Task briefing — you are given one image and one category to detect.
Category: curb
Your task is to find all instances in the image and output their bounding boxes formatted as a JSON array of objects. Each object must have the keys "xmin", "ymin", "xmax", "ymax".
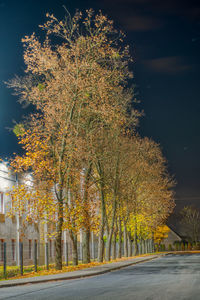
[{"xmin": 0, "ymin": 255, "xmax": 161, "ymax": 288}]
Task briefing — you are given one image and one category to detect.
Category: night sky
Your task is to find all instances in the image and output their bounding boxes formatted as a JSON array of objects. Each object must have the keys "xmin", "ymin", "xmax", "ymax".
[{"xmin": 0, "ymin": 0, "xmax": 200, "ymax": 211}]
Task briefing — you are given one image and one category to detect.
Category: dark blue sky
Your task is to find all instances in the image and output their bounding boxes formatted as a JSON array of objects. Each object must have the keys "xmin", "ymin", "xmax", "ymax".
[{"xmin": 0, "ymin": 0, "xmax": 200, "ymax": 208}]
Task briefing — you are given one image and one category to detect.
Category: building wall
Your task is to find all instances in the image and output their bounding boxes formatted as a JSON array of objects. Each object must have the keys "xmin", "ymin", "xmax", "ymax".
[
  {"xmin": 162, "ymin": 229, "xmax": 182, "ymax": 247},
  {"xmin": 0, "ymin": 162, "xmax": 40, "ymax": 266}
]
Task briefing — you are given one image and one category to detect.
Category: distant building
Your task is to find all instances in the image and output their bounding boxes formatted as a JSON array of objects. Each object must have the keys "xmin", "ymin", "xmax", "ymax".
[
  {"xmin": 0, "ymin": 161, "xmax": 40, "ymax": 265},
  {"xmin": 162, "ymin": 226, "xmax": 182, "ymax": 248},
  {"xmin": 0, "ymin": 161, "xmax": 92, "ymax": 266}
]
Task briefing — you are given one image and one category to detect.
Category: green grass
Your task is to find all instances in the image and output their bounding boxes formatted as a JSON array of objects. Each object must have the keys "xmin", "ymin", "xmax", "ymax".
[{"xmin": 0, "ymin": 260, "xmax": 84, "ymax": 280}]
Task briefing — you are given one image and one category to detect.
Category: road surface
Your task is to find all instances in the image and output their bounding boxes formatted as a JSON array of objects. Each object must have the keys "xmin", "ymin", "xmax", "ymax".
[{"xmin": 0, "ymin": 254, "xmax": 200, "ymax": 300}]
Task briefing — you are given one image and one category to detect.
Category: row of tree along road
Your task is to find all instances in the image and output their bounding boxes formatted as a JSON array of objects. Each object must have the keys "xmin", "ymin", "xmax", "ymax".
[{"xmin": 5, "ymin": 9, "xmax": 175, "ymax": 270}]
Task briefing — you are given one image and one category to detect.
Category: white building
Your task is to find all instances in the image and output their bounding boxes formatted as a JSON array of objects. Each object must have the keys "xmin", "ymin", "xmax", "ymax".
[
  {"xmin": 0, "ymin": 161, "xmax": 40, "ymax": 266},
  {"xmin": 0, "ymin": 161, "xmax": 98, "ymax": 266}
]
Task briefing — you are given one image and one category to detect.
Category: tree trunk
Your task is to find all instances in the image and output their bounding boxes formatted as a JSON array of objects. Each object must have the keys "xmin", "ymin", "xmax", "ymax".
[
  {"xmin": 98, "ymin": 171, "xmax": 106, "ymax": 262},
  {"xmin": 98, "ymin": 226, "xmax": 104, "ymax": 262},
  {"xmin": 105, "ymin": 158, "xmax": 119, "ymax": 262},
  {"xmin": 82, "ymin": 229, "xmax": 90, "ymax": 264},
  {"xmin": 151, "ymin": 232, "xmax": 155, "ymax": 253},
  {"xmin": 133, "ymin": 224, "xmax": 138, "ymax": 256},
  {"xmin": 69, "ymin": 230, "xmax": 78, "ymax": 265},
  {"xmin": 118, "ymin": 218, "xmax": 122, "ymax": 258},
  {"xmin": 82, "ymin": 163, "xmax": 92, "ymax": 264},
  {"xmin": 72, "ymin": 234, "xmax": 78, "ymax": 265},
  {"xmin": 127, "ymin": 231, "xmax": 132, "ymax": 257},
  {"xmin": 112, "ymin": 230, "xmax": 117, "ymax": 260},
  {"xmin": 105, "ymin": 205, "xmax": 117, "ymax": 261},
  {"xmin": 105, "ymin": 233, "xmax": 111, "ymax": 261},
  {"xmin": 148, "ymin": 239, "xmax": 151, "ymax": 253},
  {"xmin": 123, "ymin": 224, "xmax": 128, "ymax": 257},
  {"xmin": 141, "ymin": 239, "xmax": 145, "ymax": 254},
  {"xmin": 144, "ymin": 240, "xmax": 148, "ymax": 254},
  {"xmin": 55, "ymin": 225, "xmax": 62, "ymax": 270},
  {"xmin": 55, "ymin": 201, "xmax": 63, "ymax": 270}
]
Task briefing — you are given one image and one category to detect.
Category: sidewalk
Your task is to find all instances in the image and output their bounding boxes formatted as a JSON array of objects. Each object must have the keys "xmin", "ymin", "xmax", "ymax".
[{"xmin": 0, "ymin": 254, "xmax": 161, "ymax": 288}]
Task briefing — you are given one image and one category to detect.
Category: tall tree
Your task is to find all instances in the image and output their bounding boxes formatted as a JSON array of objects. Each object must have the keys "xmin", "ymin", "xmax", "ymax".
[
  {"xmin": 7, "ymin": 9, "xmax": 138, "ymax": 268},
  {"xmin": 180, "ymin": 206, "xmax": 200, "ymax": 243}
]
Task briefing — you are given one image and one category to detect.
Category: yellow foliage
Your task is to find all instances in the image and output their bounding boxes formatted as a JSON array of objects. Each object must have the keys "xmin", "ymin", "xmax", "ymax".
[{"xmin": 154, "ymin": 225, "xmax": 170, "ymax": 243}]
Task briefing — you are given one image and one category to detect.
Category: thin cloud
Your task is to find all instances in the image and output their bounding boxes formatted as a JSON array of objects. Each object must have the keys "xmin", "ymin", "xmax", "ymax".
[
  {"xmin": 143, "ymin": 56, "xmax": 194, "ymax": 74},
  {"xmin": 118, "ymin": 14, "xmax": 163, "ymax": 31},
  {"xmin": 101, "ymin": 0, "xmax": 200, "ymax": 31}
]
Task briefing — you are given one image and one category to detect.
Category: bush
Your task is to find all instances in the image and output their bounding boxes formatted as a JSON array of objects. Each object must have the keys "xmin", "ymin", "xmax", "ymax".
[
  {"xmin": 192, "ymin": 242, "xmax": 200, "ymax": 250},
  {"xmin": 161, "ymin": 244, "xmax": 165, "ymax": 251},
  {"xmin": 168, "ymin": 244, "xmax": 173, "ymax": 251},
  {"xmin": 184, "ymin": 243, "xmax": 188, "ymax": 251},
  {"xmin": 0, "ymin": 266, "xmax": 20, "ymax": 280},
  {"xmin": 0, "ymin": 264, "xmax": 54, "ymax": 280},
  {"xmin": 181, "ymin": 242, "xmax": 185, "ymax": 251},
  {"xmin": 196, "ymin": 242, "xmax": 200, "ymax": 250},
  {"xmin": 174, "ymin": 242, "xmax": 179, "ymax": 251},
  {"xmin": 155, "ymin": 244, "xmax": 159, "ymax": 252}
]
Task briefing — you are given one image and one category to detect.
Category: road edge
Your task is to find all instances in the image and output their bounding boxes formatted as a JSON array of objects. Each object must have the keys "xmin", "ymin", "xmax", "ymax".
[{"xmin": 0, "ymin": 255, "xmax": 162, "ymax": 288}]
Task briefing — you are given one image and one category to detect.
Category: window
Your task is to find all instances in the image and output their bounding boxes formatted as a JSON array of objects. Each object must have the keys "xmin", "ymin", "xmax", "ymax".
[
  {"xmin": 11, "ymin": 240, "xmax": 16, "ymax": 260},
  {"xmin": 0, "ymin": 193, "xmax": 4, "ymax": 214},
  {"xmin": 0, "ymin": 240, "xmax": 4, "ymax": 261},
  {"xmin": 28, "ymin": 240, "xmax": 32, "ymax": 259}
]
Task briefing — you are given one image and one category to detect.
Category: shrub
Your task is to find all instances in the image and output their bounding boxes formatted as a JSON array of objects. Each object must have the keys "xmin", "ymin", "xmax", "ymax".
[
  {"xmin": 168, "ymin": 244, "xmax": 173, "ymax": 251},
  {"xmin": 0, "ymin": 266, "xmax": 20, "ymax": 280},
  {"xmin": 174, "ymin": 242, "xmax": 179, "ymax": 251},
  {"xmin": 192, "ymin": 242, "xmax": 200, "ymax": 250},
  {"xmin": 196, "ymin": 242, "xmax": 200, "ymax": 250},
  {"xmin": 184, "ymin": 243, "xmax": 188, "ymax": 251},
  {"xmin": 155, "ymin": 244, "xmax": 159, "ymax": 252},
  {"xmin": 161, "ymin": 244, "xmax": 165, "ymax": 251},
  {"xmin": 181, "ymin": 242, "xmax": 185, "ymax": 251}
]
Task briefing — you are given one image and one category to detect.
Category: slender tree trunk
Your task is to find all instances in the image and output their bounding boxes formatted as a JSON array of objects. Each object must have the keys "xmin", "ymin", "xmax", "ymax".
[
  {"xmin": 55, "ymin": 200, "xmax": 63, "ymax": 270},
  {"xmin": 149, "ymin": 239, "xmax": 152, "ymax": 253},
  {"xmin": 98, "ymin": 172, "xmax": 106, "ymax": 262},
  {"xmin": 151, "ymin": 232, "xmax": 155, "ymax": 253},
  {"xmin": 82, "ymin": 163, "xmax": 92, "ymax": 264},
  {"xmin": 133, "ymin": 224, "xmax": 138, "ymax": 256},
  {"xmin": 72, "ymin": 239, "xmax": 78, "ymax": 265},
  {"xmin": 141, "ymin": 239, "xmax": 145, "ymax": 254},
  {"xmin": 105, "ymin": 157, "xmax": 119, "ymax": 262},
  {"xmin": 98, "ymin": 226, "xmax": 104, "ymax": 262},
  {"xmin": 123, "ymin": 224, "xmax": 128, "ymax": 257},
  {"xmin": 105, "ymin": 231, "xmax": 112, "ymax": 261},
  {"xmin": 112, "ymin": 230, "xmax": 117, "ymax": 260},
  {"xmin": 118, "ymin": 217, "xmax": 122, "ymax": 258},
  {"xmin": 138, "ymin": 241, "xmax": 141, "ymax": 255},
  {"xmin": 105, "ymin": 200, "xmax": 117, "ymax": 261},
  {"xmin": 144, "ymin": 240, "xmax": 148, "ymax": 254},
  {"xmin": 55, "ymin": 223, "xmax": 62, "ymax": 270},
  {"xmin": 127, "ymin": 231, "xmax": 132, "ymax": 257},
  {"xmin": 146, "ymin": 239, "xmax": 149, "ymax": 253},
  {"xmin": 82, "ymin": 229, "xmax": 90, "ymax": 264},
  {"xmin": 69, "ymin": 231, "xmax": 78, "ymax": 266}
]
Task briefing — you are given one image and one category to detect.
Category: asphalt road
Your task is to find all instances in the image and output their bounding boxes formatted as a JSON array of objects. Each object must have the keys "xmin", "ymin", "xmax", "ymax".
[{"xmin": 0, "ymin": 254, "xmax": 200, "ymax": 300}]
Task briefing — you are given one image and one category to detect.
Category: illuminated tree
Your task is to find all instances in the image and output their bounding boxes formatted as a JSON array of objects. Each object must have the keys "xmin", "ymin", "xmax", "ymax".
[
  {"xmin": 116, "ymin": 136, "xmax": 175, "ymax": 256},
  {"xmin": 154, "ymin": 225, "xmax": 170, "ymax": 245},
  {"xmin": 7, "ymin": 9, "xmax": 138, "ymax": 268}
]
